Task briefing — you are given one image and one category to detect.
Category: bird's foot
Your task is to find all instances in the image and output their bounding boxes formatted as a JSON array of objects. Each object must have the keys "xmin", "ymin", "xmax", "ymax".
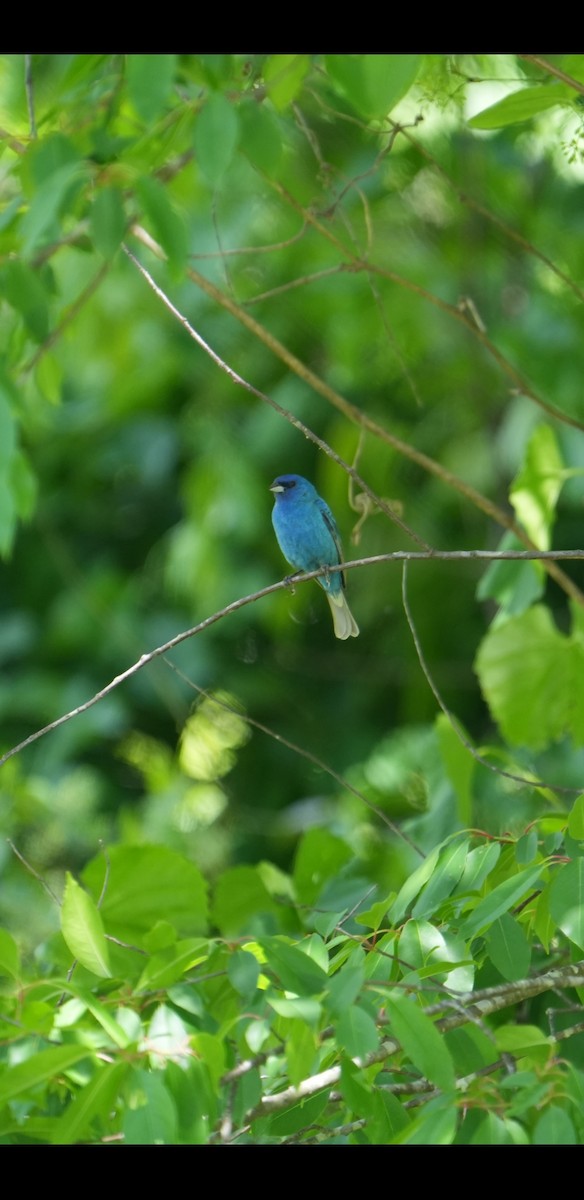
[{"xmin": 284, "ymin": 571, "xmax": 303, "ymax": 593}]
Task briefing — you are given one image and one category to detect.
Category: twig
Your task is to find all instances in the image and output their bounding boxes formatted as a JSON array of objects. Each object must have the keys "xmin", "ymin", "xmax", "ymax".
[
  {"xmin": 2, "ymin": 550, "xmax": 584, "ymax": 771},
  {"xmin": 24, "ymin": 54, "xmax": 36, "ymax": 139}
]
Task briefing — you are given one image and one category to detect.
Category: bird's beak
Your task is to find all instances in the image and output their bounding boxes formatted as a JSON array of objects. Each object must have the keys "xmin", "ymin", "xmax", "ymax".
[{"xmin": 269, "ymin": 482, "xmax": 284, "ymax": 493}]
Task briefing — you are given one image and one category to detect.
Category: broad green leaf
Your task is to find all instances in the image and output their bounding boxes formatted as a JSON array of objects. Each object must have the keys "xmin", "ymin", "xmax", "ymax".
[
  {"xmin": 515, "ymin": 829, "xmax": 539, "ymax": 864},
  {"xmin": 0, "ymin": 928, "xmax": 19, "ymax": 979},
  {"xmin": 533, "ymin": 1105, "xmax": 576, "ymax": 1145},
  {"xmin": 212, "ymin": 865, "xmax": 278, "ymax": 935},
  {"xmin": 510, "ymin": 425, "xmax": 564, "ymax": 549},
  {"xmin": 264, "ymin": 55, "xmax": 310, "ymax": 111},
  {"xmin": 0, "ymin": 1045, "xmax": 90, "ymax": 1106},
  {"xmin": 469, "ymin": 1112, "xmax": 519, "ymax": 1144},
  {"xmin": 293, "ymin": 828, "xmax": 352, "ymax": 906},
  {"xmin": 266, "ymin": 995, "xmax": 321, "ymax": 1023},
  {"xmin": 476, "ymin": 532, "xmax": 544, "ymax": 619},
  {"xmin": 392, "ymin": 1094, "xmax": 457, "ymax": 1144},
  {"xmin": 469, "ymin": 83, "xmax": 573, "ymax": 129},
  {"xmin": 286, "ymin": 1019, "xmax": 318, "ymax": 1087},
  {"xmin": 568, "ymin": 794, "xmax": 584, "ymax": 840},
  {"xmin": 228, "ymin": 949, "xmax": 260, "ymax": 999},
  {"xmin": 453, "ymin": 842, "xmax": 501, "ymax": 895},
  {"xmin": 340, "ymin": 1056, "xmax": 375, "ymax": 1117},
  {"xmin": 61, "ymin": 873, "xmax": 111, "ymax": 978},
  {"xmin": 51, "ymin": 1061, "xmax": 128, "ymax": 1145},
  {"xmin": 21, "ymin": 160, "xmax": 86, "ymax": 257},
  {"xmin": 2, "ymin": 260, "xmax": 49, "ymax": 342},
  {"xmin": 190, "ymin": 1032, "xmax": 225, "ymax": 1089},
  {"xmin": 136, "ymin": 176, "xmax": 188, "ymax": 271},
  {"xmin": 137, "ymin": 938, "xmax": 208, "ymax": 990},
  {"xmin": 549, "ymin": 859, "xmax": 584, "ymax": 950},
  {"xmin": 485, "ymin": 913, "xmax": 531, "ymax": 981},
  {"xmin": 90, "ymin": 186, "xmax": 126, "ymax": 258},
  {"xmin": 494, "ymin": 1024, "xmax": 552, "ymax": 1058},
  {"xmin": 83, "ymin": 845, "xmax": 208, "ymax": 937},
  {"xmin": 195, "ymin": 93, "xmax": 240, "ymax": 183},
  {"xmin": 124, "ymin": 1069, "xmax": 178, "ymax": 1145},
  {"xmin": 367, "ymin": 1091, "xmax": 410, "ymax": 1142},
  {"xmin": 385, "ymin": 994, "xmax": 455, "ymax": 1092},
  {"xmin": 475, "ymin": 605, "xmax": 584, "ymax": 749},
  {"xmin": 412, "ymin": 839, "xmax": 470, "ymax": 918},
  {"xmin": 326, "ymin": 54, "xmax": 422, "ymax": 119},
  {"xmin": 47, "ymin": 981, "xmax": 130, "ymax": 1048},
  {"xmin": 239, "ymin": 101, "xmax": 283, "ymax": 176},
  {"xmin": 260, "ymin": 937, "xmax": 328, "ymax": 996},
  {"xmin": 459, "ymin": 864, "xmax": 544, "ymax": 939},
  {"xmin": 389, "ymin": 845, "xmax": 441, "ymax": 923},
  {"xmin": 326, "ymin": 961, "xmax": 365, "ymax": 1016},
  {"xmin": 34, "ymin": 353, "xmax": 63, "ymax": 404},
  {"xmin": 337, "ymin": 1005, "xmax": 379, "ymax": 1058},
  {"xmin": 127, "ymin": 54, "xmax": 177, "ymax": 122},
  {"xmin": 268, "ymin": 1090, "xmax": 328, "ymax": 1136},
  {"xmin": 398, "ymin": 920, "xmax": 473, "ymax": 992}
]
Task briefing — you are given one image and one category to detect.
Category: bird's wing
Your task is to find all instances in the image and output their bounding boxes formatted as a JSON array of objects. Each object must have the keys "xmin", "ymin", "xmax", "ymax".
[{"xmin": 317, "ymin": 498, "xmax": 346, "ymax": 589}]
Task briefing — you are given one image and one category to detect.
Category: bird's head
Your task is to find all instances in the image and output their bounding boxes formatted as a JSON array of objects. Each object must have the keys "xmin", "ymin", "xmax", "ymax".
[{"xmin": 269, "ymin": 474, "xmax": 315, "ymax": 502}]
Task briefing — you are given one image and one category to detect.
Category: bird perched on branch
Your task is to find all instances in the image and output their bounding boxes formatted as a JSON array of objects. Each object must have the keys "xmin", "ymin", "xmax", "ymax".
[{"xmin": 269, "ymin": 474, "xmax": 359, "ymax": 640}]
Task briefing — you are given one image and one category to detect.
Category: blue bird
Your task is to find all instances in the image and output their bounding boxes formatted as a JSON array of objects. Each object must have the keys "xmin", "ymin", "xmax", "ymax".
[{"xmin": 270, "ymin": 474, "xmax": 359, "ymax": 640}]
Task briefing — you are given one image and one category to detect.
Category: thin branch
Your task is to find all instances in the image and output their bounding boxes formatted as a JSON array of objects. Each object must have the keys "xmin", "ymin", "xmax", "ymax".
[
  {"xmin": 190, "ymin": 222, "xmax": 308, "ymax": 258},
  {"xmin": 24, "ymin": 54, "xmax": 37, "ymax": 139},
  {"xmin": 162, "ymin": 658, "xmax": 424, "ymax": 855},
  {"xmin": 518, "ymin": 54, "xmax": 584, "ymax": 97},
  {"xmin": 249, "ymin": 958, "xmax": 584, "ymax": 1119},
  {"xmin": 22, "ymin": 260, "xmax": 111, "ymax": 375},
  {"xmin": 180, "ymin": 252, "xmax": 584, "ymax": 607},
  {"xmin": 2, "ymin": 548, "xmax": 583, "ymax": 772},
  {"xmin": 7, "ymin": 840, "xmax": 60, "ymax": 905},
  {"xmin": 392, "ymin": 122, "xmax": 584, "ymax": 307},
  {"xmin": 125, "ymin": 237, "xmax": 429, "ymax": 552}
]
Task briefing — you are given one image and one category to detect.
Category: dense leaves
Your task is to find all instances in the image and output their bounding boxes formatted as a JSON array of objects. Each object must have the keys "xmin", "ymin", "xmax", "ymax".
[{"xmin": 1, "ymin": 53, "xmax": 584, "ymax": 1144}]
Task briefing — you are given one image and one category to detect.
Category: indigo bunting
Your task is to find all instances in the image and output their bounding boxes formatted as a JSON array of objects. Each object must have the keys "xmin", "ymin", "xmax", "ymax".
[{"xmin": 270, "ymin": 474, "xmax": 359, "ymax": 640}]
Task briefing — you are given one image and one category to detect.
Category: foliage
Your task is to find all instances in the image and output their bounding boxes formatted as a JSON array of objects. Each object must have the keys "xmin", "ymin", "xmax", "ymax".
[{"xmin": 1, "ymin": 52, "xmax": 584, "ymax": 1144}]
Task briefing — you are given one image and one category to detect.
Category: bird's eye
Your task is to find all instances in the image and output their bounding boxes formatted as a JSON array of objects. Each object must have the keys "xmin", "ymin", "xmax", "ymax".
[{"xmin": 286, "ymin": 480, "xmax": 296, "ymax": 489}]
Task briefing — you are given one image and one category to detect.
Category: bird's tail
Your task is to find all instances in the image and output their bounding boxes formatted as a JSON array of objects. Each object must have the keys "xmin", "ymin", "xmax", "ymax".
[{"xmin": 327, "ymin": 591, "xmax": 359, "ymax": 640}]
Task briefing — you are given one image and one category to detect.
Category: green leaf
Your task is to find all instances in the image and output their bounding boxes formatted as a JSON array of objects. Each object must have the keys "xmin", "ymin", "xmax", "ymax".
[
  {"xmin": 90, "ymin": 187, "xmax": 126, "ymax": 258},
  {"xmin": 124, "ymin": 1069, "xmax": 178, "ymax": 1145},
  {"xmin": 127, "ymin": 54, "xmax": 177, "ymax": 123},
  {"xmin": 340, "ymin": 1056, "xmax": 375, "ymax": 1117},
  {"xmin": 568, "ymin": 794, "xmax": 584, "ymax": 840},
  {"xmin": 533, "ymin": 1105, "xmax": 576, "ymax": 1145},
  {"xmin": 2, "ymin": 260, "xmax": 50, "ymax": 342},
  {"xmin": 389, "ymin": 845, "xmax": 441, "ymax": 923},
  {"xmin": 326, "ymin": 54, "xmax": 422, "ymax": 119},
  {"xmin": 260, "ymin": 937, "xmax": 328, "ymax": 996},
  {"xmin": 286, "ymin": 1019, "xmax": 318, "ymax": 1087},
  {"xmin": 21, "ymin": 160, "xmax": 86, "ymax": 257},
  {"xmin": 485, "ymin": 913, "xmax": 531, "ymax": 981},
  {"xmin": 239, "ymin": 101, "xmax": 283, "ymax": 177},
  {"xmin": 398, "ymin": 920, "xmax": 474, "ymax": 992},
  {"xmin": 454, "ymin": 842, "xmax": 501, "ymax": 895},
  {"xmin": 549, "ymin": 859, "xmax": 584, "ymax": 951},
  {"xmin": 0, "ymin": 928, "xmax": 19, "ymax": 979},
  {"xmin": 136, "ymin": 176, "xmax": 188, "ymax": 272},
  {"xmin": 326, "ymin": 960, "xmax": 365, "ymax": 1016},
  {"xmin": 412, "ymin": 839, "xmax": 470, "ymax": 918},
  {"xmin": 469, "ymin": 82, "xmax": 573, "ymax": 130},
  {"xmin": 60, "ymin": 873, "xmax": 111, "ymax": 978},
  {"xmin": 195, "ymin": 93, "xmax": 240, "ymax": 184},
  {"xmin": 337, "ymin": 1004, "xmax": 379, "ymax": 1058},
  {"xmin": 267, "ymin": 995, "xmax": 321, "ymax": 1023},
  {"xmin": 51, "ymin": 1061, "xmax": 128, "ymax": 1145},
  {"xmin": 386, "ymin": 993, "xmax": 455, "ymax": 1092},
  {"xmin": 83, "ymin": 845, "xmax": 208, "ymax": 937},
  {"xmin": 476, "ymin": 532, "xmax": 544, "ymax": 619},
  {"xmin": 392, "ymin": 1094, "xmax": 457, "ymax": 1144},
  {"xmin": 510, "ymin": 425, "xmax": 565, "ymax": 550},
  {"xmin": 212, "ymin": 865, "xmax": 278, "ymax": 935},
  {"xmin": 268, "ymin": 1090, "xmax": 328, "ymax": 1136},
  {"xmin": 459, "ymin": 864, "xmax": 544, "ymax": 939},
  {"xmin": 475, "ymin": 605, "xmax": 584, "ymax": 749},
  {"xmin": 228, "ymin": 949, "xmax": 260, "ymax": 999},
  {"xmin": 0, "ymin": 1045, "xmax": 91, "ymax": 1106},
  {"xmin": 293, "ymin": 828, "xmax": 353, "ymax": 906},
  {"xmin": 137, "ymin": 938, "xmax": 208, "ymax": 991},
  {"xmin": 264, "ymin": 55, "xmax": 310, "ymax": 112}
]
